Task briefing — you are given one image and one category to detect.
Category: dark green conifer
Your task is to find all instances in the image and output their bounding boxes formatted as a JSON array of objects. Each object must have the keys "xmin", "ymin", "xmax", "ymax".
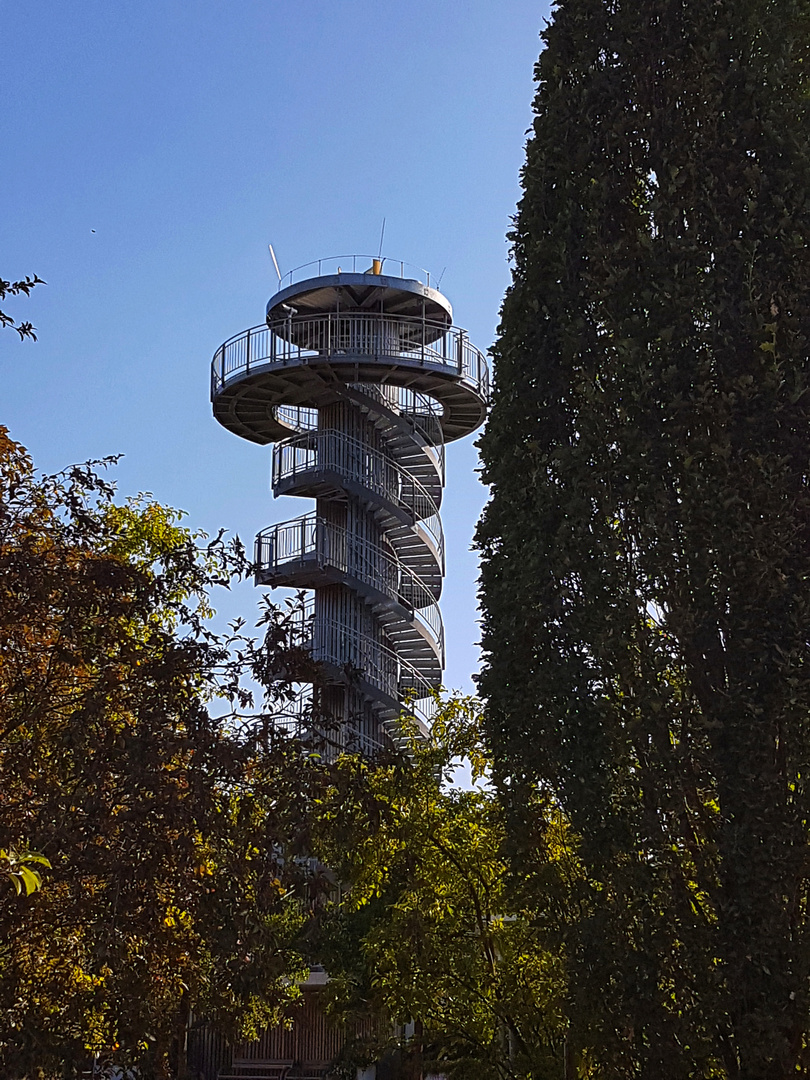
[{"xmin": 477, "ymin": 0, "xmax": 810, "ymax": 1075}]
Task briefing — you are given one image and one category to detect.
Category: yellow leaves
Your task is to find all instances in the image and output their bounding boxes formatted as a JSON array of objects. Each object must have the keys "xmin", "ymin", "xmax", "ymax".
[
  {"xmin": 542, "ymin": 807, "xmax": 583, "ymax": 874},
  {"xmin": 759, "ymin": 320, "xmax": 778, "ymax": 355},
  {"xmin": 0, "ymin": 846, "xmax": 51, "ymax": 896},
  {"xmin": 161, "ymin": 905, "xmax": 192, "ymax": 932},
  {"xmin": 428, "ymin": 693, "xmax": 489, "ymax": 783},
  {"xmin": 103, "ymin": 500, "xmax": 190, "ymax": 565},
  {"xmin": 69, "ymin": 964, "xmax": 106, "ymax": 991}
]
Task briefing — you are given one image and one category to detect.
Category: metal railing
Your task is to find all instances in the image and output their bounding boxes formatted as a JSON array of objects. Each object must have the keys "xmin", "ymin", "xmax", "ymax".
[
  {"xmin": 257, "ymin": 610, "xmax": 438, "ymax": 733},
  {"xmin": 277, "ymin": 254, "xmax": 433, "ymax": 291},
  {"xmin": 210, "ymin": 312, "xmax": 489, "ymax": 405},
  {"xmin": 415, "ymin": 513, "xmax": 444, "ymax": 570},
  {"xmin": 273, "ymin": 388, "xmax": 445, "ymax": 480},
  {"xmin": 353, "ymin": 383, "xmax": 445, "ymax": 474},
  {"xmin": 271, "ymin": 431, "xmax": 444, "ymax": 555},
  {"xmin": 312, "ymin": 617, "xmax": 439, "ymax": 725},
  {"xmin": 255, "ymin": 513, "xmax": 445, "ymax": 657},
  {"xmin": 275, "ymin": 389, "xmax": 443, "ymax": 433},
  {"xmin": 274, "ymin": 403, "xmax": 319, "ymax": 432},
  {"xmin": 264, "ymin": 686, "xmax": 389, "ymax": 757}
]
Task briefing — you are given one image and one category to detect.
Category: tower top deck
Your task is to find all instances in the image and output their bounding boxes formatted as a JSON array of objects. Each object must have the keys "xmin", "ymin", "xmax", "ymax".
[{"xmin": 267, "ymin": 254, "xmax": 452, "ymax": 326}]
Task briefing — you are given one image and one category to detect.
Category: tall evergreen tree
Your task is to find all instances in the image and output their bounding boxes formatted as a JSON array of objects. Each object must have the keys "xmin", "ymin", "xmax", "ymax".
[{"xmin": 477, "ymin": 0, "xmax": 810, "ymax": 1076}]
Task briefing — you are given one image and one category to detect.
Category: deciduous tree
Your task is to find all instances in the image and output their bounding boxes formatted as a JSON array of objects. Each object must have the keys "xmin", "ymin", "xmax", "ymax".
[
  {"xmin": 0, "ymin": 428, "xmax": 326, "ymax": 1078},
  {"xmin": 313, "ymin": 699, "xmax": 570, "ymax": 1080}
]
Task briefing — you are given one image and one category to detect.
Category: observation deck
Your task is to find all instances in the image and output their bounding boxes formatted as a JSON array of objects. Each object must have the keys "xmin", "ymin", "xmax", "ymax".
[{"xmin": 211, "ymin": 255, "xmax": 488, "ymax": 751}]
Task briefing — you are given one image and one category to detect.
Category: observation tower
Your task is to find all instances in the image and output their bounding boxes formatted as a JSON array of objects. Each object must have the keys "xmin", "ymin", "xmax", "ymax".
[{"xmin": 210, "ymin": 255, "xmax": 488, "ymax": 752}]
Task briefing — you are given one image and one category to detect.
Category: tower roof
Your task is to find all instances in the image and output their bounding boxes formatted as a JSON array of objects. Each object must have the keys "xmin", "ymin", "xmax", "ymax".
[{"xmin": 267, "ymin": 272, "xmax": 452, "ymax": 330}]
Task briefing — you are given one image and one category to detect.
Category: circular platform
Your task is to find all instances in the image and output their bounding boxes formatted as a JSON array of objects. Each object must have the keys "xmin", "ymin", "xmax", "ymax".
[{"xmin": 211, "ymin": 314, "xmax": 489, "ymax": 445}]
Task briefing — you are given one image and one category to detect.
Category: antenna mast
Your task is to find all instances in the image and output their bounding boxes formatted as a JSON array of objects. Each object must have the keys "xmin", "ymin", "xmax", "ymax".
[{"xmin": 268, "ymin": 243, "xmax": 282, "ymax": 282}]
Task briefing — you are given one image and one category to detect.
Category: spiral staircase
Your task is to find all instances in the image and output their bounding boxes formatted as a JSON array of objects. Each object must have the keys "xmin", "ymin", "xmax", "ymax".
[{"xmin": 211, "ymin": 256, "xmax": 488, "ymax": 754}]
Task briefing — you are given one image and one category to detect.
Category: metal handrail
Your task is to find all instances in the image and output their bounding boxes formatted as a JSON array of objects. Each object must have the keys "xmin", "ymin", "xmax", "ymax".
[
  {"xmin": 274, "ymin": 404, "xmax": 319, "ymax": 432},
  {"xmin": 313, "ymin": 617, "xmax": 439, "ymax": 715},
  {"xmin": 266, "ymin": 686, "xmax": 389, "ymax": 757},
  {"xmin": 210, "ymin": 312, "xmax": 489, "ymax": 406},
  {"xmin": 255, "ymin": 513, "xmax": 445, "ymax": 656},
  {"xmin": 271, "ymin": 431, "xmax": 444, "ymax": 554},
  {"xmin": 275, "ymin": 392, "xmax": 443, "ymax": 435},
  {"xmin": 353, "ymin": 384, "xmax": 443, "ymax": 423},
  {"xmin": 274, "ymin": 388, "xmax": 446, "ymax": 479},
  {"xmin": 347, "ymin": 381, "xmax": 445, "ymax": 437},
  {"xmin": 277, "ymin": 254, "xmax": 433, "ymax": 291},
  {"xmin": 265, "ymin": 610, "xmax": 438, "ymax": 731}
]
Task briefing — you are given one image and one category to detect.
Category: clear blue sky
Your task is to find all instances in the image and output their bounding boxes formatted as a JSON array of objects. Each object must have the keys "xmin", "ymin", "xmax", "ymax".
[{"xmin": 2, "ymin": 0, "xmax": 549, "ymax": 693}]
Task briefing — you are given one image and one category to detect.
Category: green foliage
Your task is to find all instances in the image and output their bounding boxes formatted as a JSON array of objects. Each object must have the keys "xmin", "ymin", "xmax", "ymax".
[
  {"xmin": 477, "ymin": 0, "xmax": 810, "ymax": 1076},
  {"xmin": 0, "ymin": 428, "xmax": 327, "ymax": 1078},
  {"xmin": 313, "ymin": 698, "xmax": 570, "ymax": 1080}
]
